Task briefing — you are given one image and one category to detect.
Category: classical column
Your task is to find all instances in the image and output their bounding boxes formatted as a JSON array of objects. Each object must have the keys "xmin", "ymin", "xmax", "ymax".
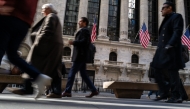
[
  {"xmin": 158, "ymin": 0, "xmax": 165, "ymax": 27},
  {"xmin": 176, "ymin": 0, "xmax": 186, "ymax": 30},
  {"xmin": 139, "ymin": 0, "xmax": 148, "ymax": 28},
  {"xmin": 98, "ymin": 0, "xmax": 109, "ymax": 40},
  {"xmin": 77, "ymin": 0, "xmax": 89, "ymax": 29},
  {"xmin": 119, "ymin": 0, "xmax": 130, "ymax": 42}
]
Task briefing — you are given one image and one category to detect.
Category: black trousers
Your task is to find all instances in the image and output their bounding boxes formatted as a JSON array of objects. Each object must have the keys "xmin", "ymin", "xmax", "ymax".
[
  {"xmin": 154, "ymin": 69, "xmax": 180, "ymax": 98},
  {"xmin": 48, "ymin": 74, "xmax": 62, "ymax": 95}
]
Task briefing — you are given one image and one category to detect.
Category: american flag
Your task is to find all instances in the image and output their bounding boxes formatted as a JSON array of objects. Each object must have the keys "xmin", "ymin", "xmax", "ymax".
[
  {"xmin": 139, "ymin": 22, "xmax": 150, "ymax": 48},
  {"xmin": 91, "ymin": 17, "xmax": 97, "ymax": 42},
  {"xmin": 182, "ymin": 28, "xmax": 190, "ymax": 49}
]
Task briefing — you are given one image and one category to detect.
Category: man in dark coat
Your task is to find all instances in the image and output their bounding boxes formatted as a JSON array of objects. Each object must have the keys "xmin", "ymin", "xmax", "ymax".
[
  {"xmin": 62, "ymin": 17, "xmax": 99, "ymax": 98},
  {"xmin": 151, "ymin": 1, "xmax": 185, "ymax": 103}
]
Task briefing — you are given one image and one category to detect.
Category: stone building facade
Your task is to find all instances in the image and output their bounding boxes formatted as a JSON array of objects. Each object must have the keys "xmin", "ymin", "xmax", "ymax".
[{"xmin": 18, "ymin": 0, "xmax": 190, "ymax": 91}]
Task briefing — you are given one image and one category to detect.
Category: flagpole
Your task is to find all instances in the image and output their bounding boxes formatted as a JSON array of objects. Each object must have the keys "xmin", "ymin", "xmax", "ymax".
[
  {"xmin": 133, "ymin": 22, "xmax": 144, "ymax": 43},
  {"xmin": 133, "ymin": 29, "xmax": 140, "ymax": 43}
]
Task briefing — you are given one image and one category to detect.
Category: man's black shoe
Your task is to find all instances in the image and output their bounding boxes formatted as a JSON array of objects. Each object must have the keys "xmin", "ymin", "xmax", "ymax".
[{"xmin": 165, "ymin": 97, "xmax": 183, "ymax": 103}]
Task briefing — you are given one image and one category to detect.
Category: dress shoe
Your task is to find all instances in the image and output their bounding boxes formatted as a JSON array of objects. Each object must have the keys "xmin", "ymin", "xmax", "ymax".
[
  {"xmin": 146, "ymin": 95, "xmax": 150, "ymax": 99},
  {"xmin": 165, "ymin": 97, "xmax": 183, "ymax": 103},
  {"xmin": 62, "ymin": 92, "xmax": 72, "ymax": 97},
  {"xmin": 85, "ymin": 91, "xmax": 99, "ymax": 98},
  {"xmin": 153, "ymin": 95, "xmax": 168, "ymax": 101},
  {"xmin": 6, "ymin": 87, "xmax": 33, "ymax": 95},
  {"xmin": 46, "ymin": 93, "xmax": 62, "ymax": 98}
]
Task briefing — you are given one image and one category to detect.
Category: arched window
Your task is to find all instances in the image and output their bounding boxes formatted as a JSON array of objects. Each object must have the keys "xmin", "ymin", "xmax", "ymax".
[
  {"xmin": 63, "ymin": 47, "xmax": 71, "ymax": 56},
  {"xmin": 109, "ymin": 52, "xmax": 117, "ymax": 61},
  {"xmin": 131, "ymin": 54, "xmax": 139, "ymax": 63}
]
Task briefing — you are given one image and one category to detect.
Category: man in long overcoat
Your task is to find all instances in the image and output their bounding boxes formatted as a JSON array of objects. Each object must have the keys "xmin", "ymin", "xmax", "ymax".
[
  {"xmin": 151, "ymin": 1, "xmax": 185, "ymax": 103},
  {"xmin": 26, "ymin": 4, "xmax": 63, "ymax": 98}
]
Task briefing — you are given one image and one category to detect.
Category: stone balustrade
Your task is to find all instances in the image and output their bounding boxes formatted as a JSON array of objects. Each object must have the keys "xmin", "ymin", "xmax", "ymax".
[
  {"xmin": 104, "ymin": 60, "xmax": 123, "ymax": 66},
  {"xmin": 126, "ymin": 63, "xmax": 146, "ymax": 71}
]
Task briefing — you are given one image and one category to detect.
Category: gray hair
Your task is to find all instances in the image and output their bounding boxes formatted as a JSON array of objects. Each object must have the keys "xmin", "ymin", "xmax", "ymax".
[{"xmin": 42, "ymin": 3, "xmax": 57, "ymax": 14}]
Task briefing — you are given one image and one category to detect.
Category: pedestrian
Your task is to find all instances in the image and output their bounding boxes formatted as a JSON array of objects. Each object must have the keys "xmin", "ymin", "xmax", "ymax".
[
  {"xmin": 62, "ymin": 17, "xmax": 99, "ymax": 98},
  {"xmin": 9, "ymin": 3, "xmax": 63, "ymax": 98},
  {"xmin": 147, "ymin": 78, "xmax": 158, "ymax": 99},
  {"xmin": 151, "ymin": 1, "xmax": 185, "ymax": 103},
  {"xmin": 0, "ymin": 0, "xmax": 52, "ymax": 99},
  {"xmin": 27, "ymin": 3, "xmax": 63, "ymax": 98}
]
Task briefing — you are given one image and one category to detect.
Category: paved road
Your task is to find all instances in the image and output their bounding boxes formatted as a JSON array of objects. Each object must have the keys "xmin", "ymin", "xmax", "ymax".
[{"xmin": 0, "ymin": 91, "xmax": 189, "ymax": 109}]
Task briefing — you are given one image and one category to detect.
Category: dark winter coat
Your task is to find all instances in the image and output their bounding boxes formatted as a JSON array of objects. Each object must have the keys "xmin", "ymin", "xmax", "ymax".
[
  {"xmin": 71, "ymin": 27, "xmax": 91, "ymax": 63},
  {"xmin": 151, "ymin": 13, "xmax": 185, "ymax": 70}
]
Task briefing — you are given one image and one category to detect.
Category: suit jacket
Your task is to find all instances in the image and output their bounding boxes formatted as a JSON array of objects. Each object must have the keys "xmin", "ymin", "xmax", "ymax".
[
  {"xmin": 27, "ymin": 13, "xmax": 63, "ymax": 78},
  {"xmin": 151, "ymin": 13, "xmax": 185, "ymax": 70},
  {"xmin": 71, "ymin": 27, "xmax": 91, "ymax": 63}
]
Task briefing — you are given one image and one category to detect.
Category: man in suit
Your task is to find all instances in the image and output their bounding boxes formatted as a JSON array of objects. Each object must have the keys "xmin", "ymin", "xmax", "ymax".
[
  {"xmin": 151, "ymin": 1, "xmax": 185, "ymax": 103},
  {"xmin": 62, "ymin": 17, "xmax": 99, "ymax": 98}
]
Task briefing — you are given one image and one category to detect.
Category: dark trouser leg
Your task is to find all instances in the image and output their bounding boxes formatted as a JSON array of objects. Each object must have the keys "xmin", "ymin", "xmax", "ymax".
[
  {"xmin": 65, "ymin": 62, "xmax": 81, "ymax": 93},
  {"xmin": 168, "ymin": 69, "xmax": 180, "ymax": 99},
  {"xmin": 179, "ymin": 79, "xmax": 188, "ymax": 100},
  {"xmin": 50, "ymin": 74, "xmax": 62, "ymax": 95},
  {"xmin": 79, "ymin": 62, "xmax": 96, "ymax": 92},
  {"xmin": 23, "ymin": 79, "xmax": 33, "ymax": 94},
  {"xmin": 0, "ymin": 16, "xmax": 40, "ymax": 80},
  {"xmin": 154, "ymin": 69, "xmax": 168, "ymax": 96},
  {"xmin": 148, "ymin": 91, "xmax": 153, "ymax": 96},
  {"xmin": 0, "ymin": 16, "xmax": 11, "ymax": 64}
]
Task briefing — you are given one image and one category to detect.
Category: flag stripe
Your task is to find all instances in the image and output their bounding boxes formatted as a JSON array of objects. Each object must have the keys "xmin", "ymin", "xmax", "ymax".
[
  {"xmin": 181, "ymin": 28, "xmax": 190, "ymax": 50},
  {"xmin": 91, "ymin": 18, "xmax": 97, "ymax": 42},
  {"xmin": 139, "ymin": 23, "xmax": 150, "ymax": 48}
]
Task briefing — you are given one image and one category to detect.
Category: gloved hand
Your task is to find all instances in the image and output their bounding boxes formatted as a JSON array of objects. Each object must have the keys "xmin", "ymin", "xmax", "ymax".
[
  {"xmin": 164, "ymin": 45, "xmax": 173, "ymax": 53},
  {"xmin": 165, "ymin": 45, "xmax": 173, "ymax": 50}
]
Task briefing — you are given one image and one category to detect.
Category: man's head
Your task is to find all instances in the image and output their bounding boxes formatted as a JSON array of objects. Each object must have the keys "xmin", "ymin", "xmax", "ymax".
[
  {"xmin": 161, "ymin": 1, "xmax": 175, "ymax": 17},
  {"xmin": 42, "ymin": 3, "xmax": 57, "ymax": 16},
  {"xmin": 78, "ymin": 17, "xmax": 89, "ymax": 28}
]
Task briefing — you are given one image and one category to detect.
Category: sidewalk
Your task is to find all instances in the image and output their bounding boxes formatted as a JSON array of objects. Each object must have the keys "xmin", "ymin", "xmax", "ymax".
[{"xmin": 0, "ymin": 89, "xmax": 189, "ymax": 109}]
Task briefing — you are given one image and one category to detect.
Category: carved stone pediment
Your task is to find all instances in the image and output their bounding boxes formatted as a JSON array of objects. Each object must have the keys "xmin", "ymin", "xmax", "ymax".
[
  {"xmin": 110, "ymin": 48, "xmax": 117, "ymax": 53},
  {"xmin": 132, "ymin": 51, "xmax": 139, "ymax": 55}
]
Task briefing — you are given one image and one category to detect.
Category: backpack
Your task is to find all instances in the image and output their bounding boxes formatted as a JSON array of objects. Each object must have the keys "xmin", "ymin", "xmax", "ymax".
[
  {"xmin": 182, "ymin": 45, "xmax": 189, "ymax": 63},
  {"xmin": 86, "ymin": 43, "xmax": 96, "ymax": 64}
]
